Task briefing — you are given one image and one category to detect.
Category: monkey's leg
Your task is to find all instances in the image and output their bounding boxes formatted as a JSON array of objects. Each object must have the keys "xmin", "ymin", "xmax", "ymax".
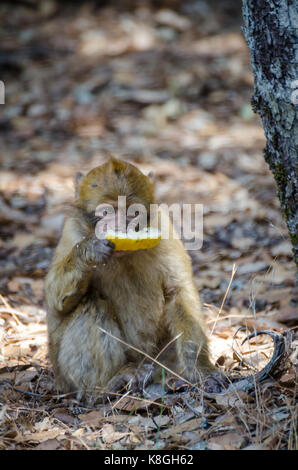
[
  {"xmin": 55, "ymin": 299, "xmax": 126, "ymax": 402},
  {"xmin": 165, "ymin": 292, "xmax": 215, "ymax": 382},
  {"xmin": 164, "ymin": 293, "xmax": 230, "ymax": 393}
]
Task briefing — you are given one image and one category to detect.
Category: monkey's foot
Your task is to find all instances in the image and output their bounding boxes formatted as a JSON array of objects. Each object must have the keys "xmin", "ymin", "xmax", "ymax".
[{"xmin": 105, "ymin": 363, "xmax": 155, "ymax": 398}]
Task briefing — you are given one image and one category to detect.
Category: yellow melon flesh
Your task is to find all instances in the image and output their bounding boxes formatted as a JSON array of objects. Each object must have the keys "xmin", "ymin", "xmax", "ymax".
[{"xmin": 105, "ymin": 228, "xmax": 161, "ymax": 251}]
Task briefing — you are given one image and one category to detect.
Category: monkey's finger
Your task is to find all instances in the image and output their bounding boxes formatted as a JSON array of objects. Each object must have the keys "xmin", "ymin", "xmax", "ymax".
[
  {"xmin": 103, "ymin": 239, "xmax": 115, "ymax": 249},
  {"xmin": 94, "ymin": 238, "xmax": 115, "ymax": 253}
]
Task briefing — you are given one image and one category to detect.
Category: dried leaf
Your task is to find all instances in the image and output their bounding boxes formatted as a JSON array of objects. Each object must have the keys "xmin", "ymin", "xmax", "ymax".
[
  {"xmin": 271, "ymin": 241, "xmax": 292, "ymax": 257},
  {"xmin": 52, "ymin": 409, "xmax": 76, "ymax": 425},
  {"xmin": 127, "ymin": 415, "xmax": 170, "ymax": 430},
  {"xmin": 15, "ymin": 369, "xmax": 38, "ymax": 386},
  {"xmin": 241, "ymin": 317, "xmax": 285, "ymax": 331},
  {"xmin": 208, "ymin": 432, "xmax": 245, "ymax": 450},
  {"xmin": 238, "ymin": 261, "xmax": 268, "ymax": 275},
  {"xmin": 274, "ymin": 306, "xmax": 298, "ymax": 325},
  {"xmin": 113, "ymin": 396, "xmax": 158, "ymax": 412},
  {"xmin": 34, "ymin": 439, "xmax": 61, "ymax": 450},
  {"xmin": 279, "ymin": 371, "xmax": 296, "ymax": 387},
  {"xmin": 242, "ymin": 443, "xmax": 270, "ymax": 450},
  {"xmin": 78, "ymin": 410, "xmax": 104, "ymax": 427},
  {"xmin": 160, "ymin": 418, "xmax": 201, "ymax": 439},
  {"xmin": 101, "ymin": 424, "xmax": 129, "ymax": 444},
  {"xmin": 216, "ymin": 391, "xmax": 254, "ymax": 408},
  {"xmin": 15, "ymin": 429, "xmax": 63, "ymax": 443}
]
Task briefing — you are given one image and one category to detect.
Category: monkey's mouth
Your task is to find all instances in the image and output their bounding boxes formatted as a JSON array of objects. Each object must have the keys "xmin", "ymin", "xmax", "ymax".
[
  {"xmin": 113, "ymin": 251, "xmax": 133, "ymax": 258},
  {"xmin": 113, "ymin": 249, "xmax": 147, "ymax": 258}
]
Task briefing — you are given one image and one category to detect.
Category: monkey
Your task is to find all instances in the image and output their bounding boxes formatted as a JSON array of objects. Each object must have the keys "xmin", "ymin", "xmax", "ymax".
[{"xmin": 45, "ymin": 157, "xmax": 218, "ymax": 402}]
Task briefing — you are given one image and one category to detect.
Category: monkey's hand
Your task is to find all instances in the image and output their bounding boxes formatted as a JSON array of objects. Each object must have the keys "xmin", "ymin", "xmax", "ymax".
[{"xmin": 77, "ymin": 236, "xmax": 115, "ymax": 266}]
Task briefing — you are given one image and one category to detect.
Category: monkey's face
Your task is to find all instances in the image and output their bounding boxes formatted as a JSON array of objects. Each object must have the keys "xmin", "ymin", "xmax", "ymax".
[{"xmin": 76, "ymin": 158, "xmax": 155, "ymax": 243}]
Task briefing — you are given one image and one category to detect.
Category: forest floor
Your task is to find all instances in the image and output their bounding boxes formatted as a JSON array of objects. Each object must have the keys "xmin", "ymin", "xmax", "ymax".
[{"xmin": 0, "ymin": 0, "xmax": 297, "ymax": 450}]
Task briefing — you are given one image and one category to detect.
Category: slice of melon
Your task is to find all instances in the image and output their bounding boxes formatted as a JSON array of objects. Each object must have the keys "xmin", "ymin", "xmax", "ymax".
[{"xmin": 105, "ymin": 228, "xmax": 161, "ymax": 251}]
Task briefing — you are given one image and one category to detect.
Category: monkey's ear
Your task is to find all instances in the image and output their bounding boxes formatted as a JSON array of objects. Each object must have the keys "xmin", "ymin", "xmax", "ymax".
[{"xmin": 74, "ymin": 172, "xmax": 84, "ymax": 199}]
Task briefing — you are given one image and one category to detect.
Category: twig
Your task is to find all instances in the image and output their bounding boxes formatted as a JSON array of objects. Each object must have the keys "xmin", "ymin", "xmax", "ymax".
[
  {"xmin": 154, "ymin": 333, "xmax": 182, "ymax": 360},
  {"xmin": 211, "ymin": 263, "xmax": 237, "ymax": 335},
  {"xmin": 232, "ymin": 327, "xmax": 259, "ymax": 372},
  {"xmin": 98, "ymin": 326, "xmax": 195, "ymax": 388},
  {"xmin": 225, "ymin": 330, "xmax": 290, "ymax": 393},
  {"xmin": 11, "ymin": 387, "xmax": 46, "ymax": 398},
  {"xmin": 181, "ymin": 397, "xmax": 202, "ymax": 418},
  {"xmin": 0, "ymin": 295, "xmax": 22, "ymax": 325}
]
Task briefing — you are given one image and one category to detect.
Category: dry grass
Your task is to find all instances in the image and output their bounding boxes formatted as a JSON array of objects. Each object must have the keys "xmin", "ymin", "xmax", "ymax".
[{"xmin": 0, "ymin": 294, "xmax": 296, "ymax": 450}]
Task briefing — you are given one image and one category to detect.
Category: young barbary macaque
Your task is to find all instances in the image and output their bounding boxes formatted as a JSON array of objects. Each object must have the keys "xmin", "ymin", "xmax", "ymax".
[{"xmin": 45, "ymin": 157, "xmax": 217, "ymax": 402}]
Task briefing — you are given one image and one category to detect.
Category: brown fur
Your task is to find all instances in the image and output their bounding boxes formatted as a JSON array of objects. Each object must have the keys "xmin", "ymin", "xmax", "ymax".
[{"xmin": 45, "ymin": 158, "xmax": 214, "ymax": 401}]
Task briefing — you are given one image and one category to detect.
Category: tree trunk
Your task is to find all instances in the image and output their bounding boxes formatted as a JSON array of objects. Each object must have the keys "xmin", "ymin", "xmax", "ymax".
[{"xmin": 242, "ymin": 0, "xmax": 298, "ymax": 269}]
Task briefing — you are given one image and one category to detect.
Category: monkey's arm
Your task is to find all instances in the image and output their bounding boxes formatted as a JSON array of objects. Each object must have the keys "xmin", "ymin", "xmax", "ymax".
[{"xmin": 45, "ymin": 217, "xmax": 113, "ymax": 316}]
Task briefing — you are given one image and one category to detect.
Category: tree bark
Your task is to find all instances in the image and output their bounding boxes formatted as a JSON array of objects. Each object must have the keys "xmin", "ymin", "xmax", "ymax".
[{"xmin": 242, "ymin": 0, "xmax": 298, "ymax": 269}]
